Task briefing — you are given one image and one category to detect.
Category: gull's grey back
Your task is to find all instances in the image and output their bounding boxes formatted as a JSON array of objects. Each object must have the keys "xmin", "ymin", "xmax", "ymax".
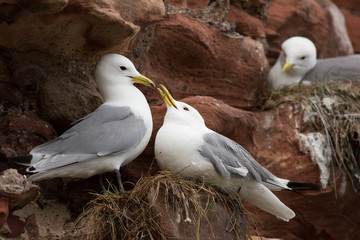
[{"xmin": 303, "ymin": 55, "xmax": 360, "ymax": 82}]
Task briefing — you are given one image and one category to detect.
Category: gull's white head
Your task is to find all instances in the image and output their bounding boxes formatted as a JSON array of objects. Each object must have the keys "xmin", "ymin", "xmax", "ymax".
[
  {"xmin": 95, "ymin": 54, "xmax": 154, "ymax": 102},
  {"xmin": 157, "ymin": 85, "xmax": 205, "ymax": 126},
  {"xmin": 280, "ymin": 36, "xmax": 317, "ymax": 76}
]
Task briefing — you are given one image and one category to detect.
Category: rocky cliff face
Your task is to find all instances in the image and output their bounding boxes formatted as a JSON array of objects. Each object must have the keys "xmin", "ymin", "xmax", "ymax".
[{"xmin": 0, "ymin": 0, "xmax": 359, "ymax": 239}]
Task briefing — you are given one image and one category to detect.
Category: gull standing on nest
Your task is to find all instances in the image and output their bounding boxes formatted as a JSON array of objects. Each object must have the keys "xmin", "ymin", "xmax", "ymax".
[{"xmin": 155, "ymin": 85, "xmax": 320, "ymax": 221}]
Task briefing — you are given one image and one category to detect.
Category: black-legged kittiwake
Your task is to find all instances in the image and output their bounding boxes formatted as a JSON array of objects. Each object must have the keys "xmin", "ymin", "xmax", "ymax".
[
  {"xmin": 11, "ymin": 54, "xmax": 155, "ymax": 192},
  {"xmin": 267, "ymin": 36, "xmax": 360, "ymax": 91},
  {"xmin": 154, "ymin": 85, "xmax": 320, "ymax": 221}
]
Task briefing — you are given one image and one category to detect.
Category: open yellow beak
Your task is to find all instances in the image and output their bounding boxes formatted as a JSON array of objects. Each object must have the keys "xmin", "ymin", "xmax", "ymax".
[
  {"xmin": 282, "ymin": 61, "xmax": 294, "ymax": 72},
  {"xmin": 131, "ymin": 75, "xmax": 155, "ymax": 88},
  {"xmin": 157, "ymin": 84, "xmax": 178, "ymax": 109}
]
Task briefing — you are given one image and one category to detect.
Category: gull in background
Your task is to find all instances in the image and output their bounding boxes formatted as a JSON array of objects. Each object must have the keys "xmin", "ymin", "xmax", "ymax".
[
  {"xmin": 155, "ymin": 85, "xmax": 319, "ymax": 221},
  {"xmin": 11, "ymin": 54, "xmax": 154, "ymax": 192},
  {"xmin": 267, "ymin": 36, "xmax": 360, "ymax": 91}
]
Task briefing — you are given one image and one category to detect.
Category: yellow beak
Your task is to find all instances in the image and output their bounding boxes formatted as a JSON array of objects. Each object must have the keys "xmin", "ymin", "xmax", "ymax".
[
  {"xmin": 282, "ymin": 61, "xmax": 294, "ymax": 72},
  {"xmin": 157, "ymin": 84, "xmax": 178, "ymax": 109},
  {"xmin": 131, "ymin": 75, "xmax": 155, "ymax": 88}
]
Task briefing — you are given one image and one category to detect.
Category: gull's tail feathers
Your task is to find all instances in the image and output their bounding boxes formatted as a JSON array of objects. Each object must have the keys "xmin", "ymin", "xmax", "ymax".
[
  {"xmin": 239, "ymin": 180, "xmax": 295, "ymax": 221},
  {"xmin": 264, "ymin": 178, "xmax": 321, "ymax": 192}
]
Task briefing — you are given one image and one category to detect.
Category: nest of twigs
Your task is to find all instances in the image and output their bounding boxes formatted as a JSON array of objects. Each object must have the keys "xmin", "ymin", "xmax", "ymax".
[
  {"xmin": 73, "ymin": 170, "xmax": 248, "ymax": 240},
  {"xmin": 264, "ymin": 81, "xmax": 360, "ymax": 193}
]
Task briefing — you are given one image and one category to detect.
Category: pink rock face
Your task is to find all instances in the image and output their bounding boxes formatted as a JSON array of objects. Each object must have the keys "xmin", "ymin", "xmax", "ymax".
[
  {"xmin": 265, "ymin": 0, "xmax": 327, "ymax": 58},
  {"xmin": 0, "ymin": 169, "xmax": 40, "ymax": 231},
  {"xmin": 342, "ymin": 10, "xmax": 360, "ymax": 53},
  {"xmin": 0, "ymin": 0, "xmax": 164, "ymax": 59},
  {"xmin": 164, "ymin": 0, "xmax": 210, "ymax": 9},
  {"xmin": 139, "ymin": 14, "xmax": 268, "ymax": 108},
  {"xmin": 226, "ymin": 5, "xmax": 265, "ymax": 38},
  {"xmin": 39, "ymin": 75, "xmax": 103, "ymax": 132},
  {"xmin": 250, "ymin": 179, "xmax": 360, "ymax": 240},
  {"xmin": 0, "ymin": 82, "xmax": 23, "ymax": 104},
  {"xmin": 332, "ymin": 0, "xmax": 360, "ymax": 12},
  {"xmin": 265, "ymin": 0, "xmax": 353, "ymax": 63},
  {"xmin": 16, "ymin": 0, "xmax": 68, "ymax": 14},
  {"xmin": 0, "ymin": 111, "xmax": 57, "ymax": 158},
  {"xmin": 0, "ymin": 197, "xmax": 9, "ymax": 229},
  {"xmin": 111, "ymin": 0, "xmax": 165, "ymax": 27},
  {"xmin": 319, "ymin": 1, "xmax": 354, "ymax": 57}
]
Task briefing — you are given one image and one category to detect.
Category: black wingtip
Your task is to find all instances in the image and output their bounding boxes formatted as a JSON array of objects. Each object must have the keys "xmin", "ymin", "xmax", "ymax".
[
  {"xmin": 287, "ymin": 181, "xmax": 321, "ymax": 191},
  {"xmin": 8, "ymin": 155, "xmax": 33, "ymax": 166},
  {"xmin": 17, "ymin": 167, "xmax": 29, "ymax": 175}
]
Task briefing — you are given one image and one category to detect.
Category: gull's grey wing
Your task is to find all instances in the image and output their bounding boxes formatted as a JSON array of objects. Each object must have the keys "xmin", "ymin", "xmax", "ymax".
[
  {"xmin": 28, "ymin": 104, "xmax": 146, "ymax": 172},
  {"xmin": 303, "ymin": 55, "xmax": 360, "ymax": 82},
  {"xmin": 199, "ymin": 132, "xmax": 283, "ymax": 187}
]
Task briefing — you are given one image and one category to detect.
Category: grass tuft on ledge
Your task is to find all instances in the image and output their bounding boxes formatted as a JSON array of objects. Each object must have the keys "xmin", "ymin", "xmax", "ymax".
[{"xmin": 73, "ymin": 170, "xmax": 247, "ymax": 240}]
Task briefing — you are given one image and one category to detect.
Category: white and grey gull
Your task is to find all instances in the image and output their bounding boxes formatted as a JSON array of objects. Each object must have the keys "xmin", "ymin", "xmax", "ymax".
[
  {"xmin": 11, "ymin": 54, "xmax": 154, "ymax": 192},
  {"xmin": 155, "ymin": 85, "xmax": 320, "ymax": 221}
]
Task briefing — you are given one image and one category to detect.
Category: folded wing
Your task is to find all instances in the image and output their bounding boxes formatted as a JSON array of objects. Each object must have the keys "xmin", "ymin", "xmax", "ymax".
[
  {"xmin": 28, "ymin": 105, "xmax": 146, "ymax": 172},
  {"xmin": 198, "ymin": 132, "xmax": 289, "ymax": 190}
]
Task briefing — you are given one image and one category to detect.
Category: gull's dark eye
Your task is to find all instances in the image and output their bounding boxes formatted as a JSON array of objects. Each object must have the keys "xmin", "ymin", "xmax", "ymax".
[
  {"xmin": 183, "ymin": 107, "xmax": 189, "ymax": 111},
  {"xmin": 120, "ymin": 66, "xmax": 127, "ymax": 71},
  {"xmin": 300, "ymin": 56, "xmax": 306, "ymax": 60}
]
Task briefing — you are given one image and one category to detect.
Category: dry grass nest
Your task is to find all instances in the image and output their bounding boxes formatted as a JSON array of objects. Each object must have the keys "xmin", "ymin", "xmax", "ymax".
[
  {"xmin": 73, "ymin": 170, "xmax": 249, "ymax": 240},
  {"xmin": 264, "ymin": 80, "xmax": 360, "ymax": 193}
]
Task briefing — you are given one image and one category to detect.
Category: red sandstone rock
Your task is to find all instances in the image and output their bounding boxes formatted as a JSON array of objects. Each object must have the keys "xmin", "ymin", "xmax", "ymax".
[
  {"xmin": 265, "ymin": 0, "xmax": 327, "ymax": 58},
  {"xmin": 0, "ymin": 169, "xmax": 40, "ymax": 231},
  {"xmin": 0, "ymin": 0, "xmax": 164, "ymax": 59},
  {"xmin": 0, "ymin": 110, "xmax": 56, "ymax": 158},
  {"xmin": 12, "ymin": 65, "xmax": 46, "ymax": 88},
  {"xmin": 40, "ymin": 75, "xmax": 102, "ymax": 132},
  {"xmin": 109, "ymin": 0, "xmax": 165, "ymax": 27},
  {"xmin": 24, "ymin": 214, "xmax": 39, "ymax": 240},
  {"xmin": 318, "ymin": 1, "xmax": 354, "ymax": 57},
  {"xmin": 17, "ymin": 0, "xmax": 68, "ymax": 14},
  {"xmin": 6, "ymin": 113, "xmax": 54, "ymax": 138},
  {"xmin": 265, "ymin": 0, "xmax": 353, "ymax": 63},
  {"xmin": 0, "ymin": 82, "xmax": 23, "ymax": 104},
  {"xmin": 226, "ymin": 5, "xmax": 265, "ymax": 38},
  {"xmin": 5, "ymin": 214, "xmax": 25, "ymax": 237},
  {"xmin": 5, "ymin": 51, "xmax": 104, "ymax": 132},
  {"xmin": 342, "ymin": 10, "xmax": 360, "ymax": 54},
  {"xmin": 332, "ymin": 0, "xmax": 360, "ymax": 12},
  {"xmin": 164, "ymin": 0, "xmax": 210, "ymax": 9},
  {"xmin": 234, "ymin": 0, "xmax": 269, "ymax": 17},
  {"xmin": 251, "ymin": 178, "xmax": 360, "ymax": 240},
  {"xmin": 137, "ymin": 14, "xmax": 268, "ymax": 108},
  {"xmin": 0, "ymin": 197, "xmax": 9, "ymax": 230}
]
